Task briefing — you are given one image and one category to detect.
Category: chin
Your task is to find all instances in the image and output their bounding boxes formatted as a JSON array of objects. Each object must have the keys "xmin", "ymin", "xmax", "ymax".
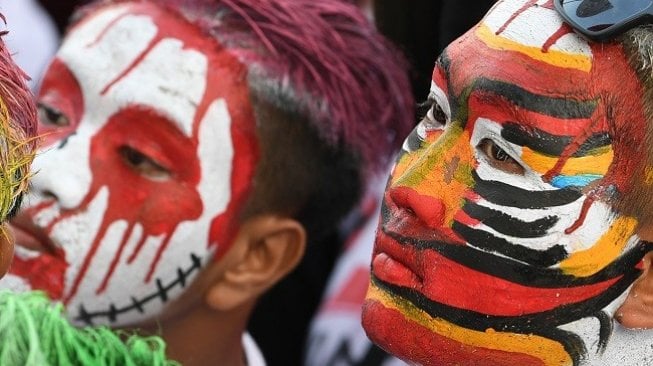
[{"xmin": 362, "ymin": 287, "xmax": 554, "ymax": 366}]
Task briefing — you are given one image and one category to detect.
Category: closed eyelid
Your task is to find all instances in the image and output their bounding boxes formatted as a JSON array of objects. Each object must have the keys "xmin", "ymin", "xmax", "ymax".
[
  {"xmin": 122, "ymin": 141, "xmax": 173, "ymax": 170},
  {"xmin": 39, "ymin": 59, "xmax": 84, "ymax": 127}
]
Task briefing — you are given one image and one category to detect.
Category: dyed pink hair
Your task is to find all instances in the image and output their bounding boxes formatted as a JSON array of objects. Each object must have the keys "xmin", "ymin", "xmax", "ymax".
[
  {"xmin": 0, "ymin": 18, "xmax": 36, "ymax": 141},
  {"xmin": 0, "ymin": 16, "xmax": 37, "ymax": 220},
  {"xmin": 80, "ymin": 0, "xmax": 414, "ymax": 174}
]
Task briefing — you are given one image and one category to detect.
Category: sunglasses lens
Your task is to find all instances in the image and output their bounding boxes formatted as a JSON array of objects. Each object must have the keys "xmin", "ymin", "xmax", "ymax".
[{"xmin": 559, "ymin": 0, "xmax": 652, "ymax": 32}]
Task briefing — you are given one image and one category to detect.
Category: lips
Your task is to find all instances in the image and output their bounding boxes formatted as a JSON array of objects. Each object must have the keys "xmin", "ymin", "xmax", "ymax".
[
  {"xmin": 11, "ymin": 213, "xmax": 59, "ymax": 255},
  {"xmin": 7, "ymin": 212, "xmax": 67, "ymax": 300},
  {"xmin": 373, "ymin": 200, "xmax": 624, "ymax": 317},
  {"xmin": 372, "ymin": 198, "xmax": 464, "ymax": 291},
  {"xmin": 372, "ymin": 252, "xmax": 423, "ymax": 290}
]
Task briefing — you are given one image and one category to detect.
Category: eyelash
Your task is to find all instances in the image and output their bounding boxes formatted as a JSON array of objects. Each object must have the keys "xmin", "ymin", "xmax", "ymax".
[
  {"xmin": 477, "ymin": 138, "xmax": 524, "ymax": 175},
  {"xmin": 37, "ymin": 103, "xmax": 70, "ymax": 127},
  {"xmin": 418, "ymin": 99, "xmax": 448, "ymax": 126},
  {"xmin": 417, "ymin": 99, "xmax": 435, "ymax": 120},
  {"xmin": 118, "ymin": 146, "xmax": 171, "ymax": 180},
  {"xmin": 415, "ymin": 92, "xmax": 523, "ymax": 178}
]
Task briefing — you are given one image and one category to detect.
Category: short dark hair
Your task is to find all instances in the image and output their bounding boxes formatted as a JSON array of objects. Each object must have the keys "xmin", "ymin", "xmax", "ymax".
[
  {"xmin": 615, "ymin": 27, "xmax": 653, "ymax": 225},
  {"xmin": 242, "ymin": 97, "xmax": 362, "ymax": 242}
]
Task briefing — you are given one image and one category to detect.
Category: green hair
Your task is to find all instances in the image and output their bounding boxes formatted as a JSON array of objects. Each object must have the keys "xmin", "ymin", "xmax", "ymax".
[{"xmin": 0, "ymin": 291, "xmax": 179, "ymax": 366}]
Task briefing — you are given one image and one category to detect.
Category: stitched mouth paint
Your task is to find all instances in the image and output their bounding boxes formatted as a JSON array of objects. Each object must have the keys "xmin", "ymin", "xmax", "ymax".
[{"xmin": 1, "ymin": 3, "xmax": 258, "ymax": 326}]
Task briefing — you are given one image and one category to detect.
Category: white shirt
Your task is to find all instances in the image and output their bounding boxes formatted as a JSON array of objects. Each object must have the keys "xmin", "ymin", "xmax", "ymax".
[{"xmin": 243, "ymin": 332, "xmax": 266, "ymax": 366}]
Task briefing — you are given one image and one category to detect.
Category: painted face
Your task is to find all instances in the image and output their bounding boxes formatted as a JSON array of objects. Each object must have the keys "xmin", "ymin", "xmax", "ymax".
[
  {"xmin": 2, "ymin": 3, "xmax": 258, "ymax": 326},
  {"xmin": 363, "ymin": 1, "xmax": 653, "ymax": 365}
]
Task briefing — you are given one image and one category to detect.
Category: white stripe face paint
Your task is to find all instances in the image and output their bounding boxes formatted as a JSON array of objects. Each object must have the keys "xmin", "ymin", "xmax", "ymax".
[
  {"xmin": 469, "ymin": 118, "xmax": 616, "ymax": 255},
  {"xmin": 365, "ymin": 1, "xmax": 653, "ymax": 363},
  {"xmin": 3, "ymin": 3, "xmax": 259, "ymax": 327}
]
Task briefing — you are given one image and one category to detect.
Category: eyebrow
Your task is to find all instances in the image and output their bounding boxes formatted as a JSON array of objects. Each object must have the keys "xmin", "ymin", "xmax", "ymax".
[
  {"xmin": 501, "ymin": 123, "xmax": 611, "ymax": 157},
  {"xmin": 471, "ymin": 79, "xmax": 597, "ymax": 120},
  {"xmin": 434, "ymin": 52, "xmax": 453, "ymax": 90},
  {"xmin": 435, "ymin": 50, "xmax": 597, "ymax": 123}
]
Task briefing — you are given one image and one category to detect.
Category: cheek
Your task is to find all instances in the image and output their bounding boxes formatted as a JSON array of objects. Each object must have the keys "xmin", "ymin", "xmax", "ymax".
[
  {"xmin": 393, "ymin": 128, "xmax": 471, "ymax": 184},
  {"xmin": 38, "ymin": 58, "xmax": 85, "ymax": 146},
  {"xmin": 53, "ymin": 118, "xmax": 206, "ymax": 302},
  {"xmin": 89, "ymin": 132, "xmax": 203, "ymax": 233}
]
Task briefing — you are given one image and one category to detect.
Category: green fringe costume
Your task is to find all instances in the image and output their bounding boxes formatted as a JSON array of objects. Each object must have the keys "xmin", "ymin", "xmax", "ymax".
[{"xmin": 0, "ymin": 291, "xmax": 179, "ymax": 366}]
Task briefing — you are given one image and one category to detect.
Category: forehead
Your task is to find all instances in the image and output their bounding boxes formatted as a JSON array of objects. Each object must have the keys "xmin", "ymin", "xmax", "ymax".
[
  {"xmin": 443, "ymin": 0, "xmax": 597, "ymax": 99},
  {"xmin": 436, "ymin": 0, "xmax": 648, "ymax": 192},
  {"xmin": 58, "ymin": 3, "xmax": 228, "ymax": 136}
]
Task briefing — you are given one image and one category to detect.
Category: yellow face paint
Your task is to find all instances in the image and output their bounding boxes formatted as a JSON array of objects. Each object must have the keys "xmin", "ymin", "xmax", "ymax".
[
  {"xmin": 476, "ymin": 24, "xmax": 592, "ymax": 72},
  {"xmin": 521, "ymin": 146, "xmax": 613, "ymax": 177},
  {"xmin": 560, "ymin": 216, "xmax": 638, "ymax": 277},
  {"xmin": 367, "ymin": 282, "xmax": 573, "ymax": 366},
  {"xmin": 390, "ymin": 124, "xmax": 474, "ymax": 226}
]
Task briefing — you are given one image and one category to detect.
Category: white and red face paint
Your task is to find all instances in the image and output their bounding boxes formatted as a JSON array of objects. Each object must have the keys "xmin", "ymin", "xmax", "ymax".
[{"xmin": 2, "ymin": 3, "xmax": 258, "ymax": 326}]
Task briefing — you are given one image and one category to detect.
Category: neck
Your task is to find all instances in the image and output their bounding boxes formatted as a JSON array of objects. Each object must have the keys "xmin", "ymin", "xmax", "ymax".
[{"xmin": 141, "ymin": 301, "xmax": 254, "ymax": 366}]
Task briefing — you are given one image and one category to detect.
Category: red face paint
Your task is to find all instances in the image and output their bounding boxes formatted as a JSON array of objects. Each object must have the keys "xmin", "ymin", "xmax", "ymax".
[
  {"xmin": 363, "ymin": 0, "xmax": 653, "ymax": 364},
  {"xmin": 6, "ymin": 2, "xmax": 258, "ymax": 327}
]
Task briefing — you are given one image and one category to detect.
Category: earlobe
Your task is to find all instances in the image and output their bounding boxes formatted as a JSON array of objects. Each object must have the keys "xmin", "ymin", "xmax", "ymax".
[
  {"xmin": 616, "ymin": 251, "xmax": 653, "ymax": 329},
  {"xmin": 205, "ymin": 215, "xmax": 306, "ymax": 312}
]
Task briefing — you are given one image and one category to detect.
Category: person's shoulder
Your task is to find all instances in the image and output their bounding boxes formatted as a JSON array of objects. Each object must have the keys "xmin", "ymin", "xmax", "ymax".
[{"xmin": 242, "ymin": 332, "xmax": 266, "ymax": 366}]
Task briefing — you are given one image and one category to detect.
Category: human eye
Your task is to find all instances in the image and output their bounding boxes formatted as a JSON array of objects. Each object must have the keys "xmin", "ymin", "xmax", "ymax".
[
  {"xmin": 477, "ymin": 138, "xmax": 524, "ymax": 175},
  {"xmin": 416, "ymin": 95, "xmax": 450, "ymax": 139},
  {"xmin": 119, "ymin": 145, "xmax": 171, "ymax": 180},
  {"xmin": 37, "ymin": 102, "xmax": 70, "ymax": 127}
]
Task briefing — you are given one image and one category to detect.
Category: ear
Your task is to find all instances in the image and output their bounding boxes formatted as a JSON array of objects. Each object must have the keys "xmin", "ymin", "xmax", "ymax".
[
  {"xmin": 204, "ymin": 215, "xmax": 306, "ymax": 312},
  {"xmin": 616, "ymin": 251, "xmax": 653, "ymax": 328}
]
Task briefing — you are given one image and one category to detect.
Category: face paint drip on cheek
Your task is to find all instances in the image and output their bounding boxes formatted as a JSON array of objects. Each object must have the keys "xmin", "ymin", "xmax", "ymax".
[
  {"xmin": 47, "ymin": 8, "xmax": 210, "ymax": 304},
  {"xmin": 44, "ymin": 110, "xmax": 204, "ymax": 304}
]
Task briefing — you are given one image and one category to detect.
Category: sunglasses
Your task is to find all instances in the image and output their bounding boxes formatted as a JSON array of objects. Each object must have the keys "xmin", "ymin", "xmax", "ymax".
[{"xmin": 554, "ymin": 0, "xmax": 653, "ymax": 41}]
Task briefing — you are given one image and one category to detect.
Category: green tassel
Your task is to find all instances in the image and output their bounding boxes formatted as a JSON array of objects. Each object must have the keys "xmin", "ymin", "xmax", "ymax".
[{"xmin": 0, "ymin": 290, "xmax": 179, "ymax": 366}]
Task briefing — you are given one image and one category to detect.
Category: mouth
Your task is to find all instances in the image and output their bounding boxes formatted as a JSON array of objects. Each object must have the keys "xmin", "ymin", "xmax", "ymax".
[
  {"xmin": 5, "ymin": 212, "xmax": 68, "ymax": 300},
  {"xmin": 372, "ymin": 251, "xmax": 423, "ymax": 290},
  {"xmin": 10, "ymin": 214, "xmax": 59, "ymax": 256},
  {"xmin": 372, "ymin": 200, "xmax": 640, "ymax": 321},
  {"xmin": 372, "ymin": 198, "xmax": 466, "ymax": 291}
]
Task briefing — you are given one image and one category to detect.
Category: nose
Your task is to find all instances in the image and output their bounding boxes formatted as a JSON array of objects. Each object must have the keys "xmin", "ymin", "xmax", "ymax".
[
  {"xmin": 29, "ymin": 133, "xmax": 92, "ymax": 209},
  {"xmin": 389, "ymin": 186, "xmax": 446, "ymax": 228},
  {"xmin": 387, "ymin": 127, "xmax": 473, "ymax": 229}
]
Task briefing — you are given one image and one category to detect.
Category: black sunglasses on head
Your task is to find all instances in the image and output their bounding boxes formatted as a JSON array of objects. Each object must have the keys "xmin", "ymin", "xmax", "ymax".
[{"xmin": 554, "ymin": 0, "xmax": 653, "ymax": 41}]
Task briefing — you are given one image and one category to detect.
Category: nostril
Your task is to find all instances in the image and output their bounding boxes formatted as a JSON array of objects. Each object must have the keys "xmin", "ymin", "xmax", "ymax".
[
  {"xmin": 41, "ymin": 190, "xmax": 58, "ymax": 201},
  {"xmin": 389, "ymin": 186, "xmax": 446, "ymax": 228}
]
